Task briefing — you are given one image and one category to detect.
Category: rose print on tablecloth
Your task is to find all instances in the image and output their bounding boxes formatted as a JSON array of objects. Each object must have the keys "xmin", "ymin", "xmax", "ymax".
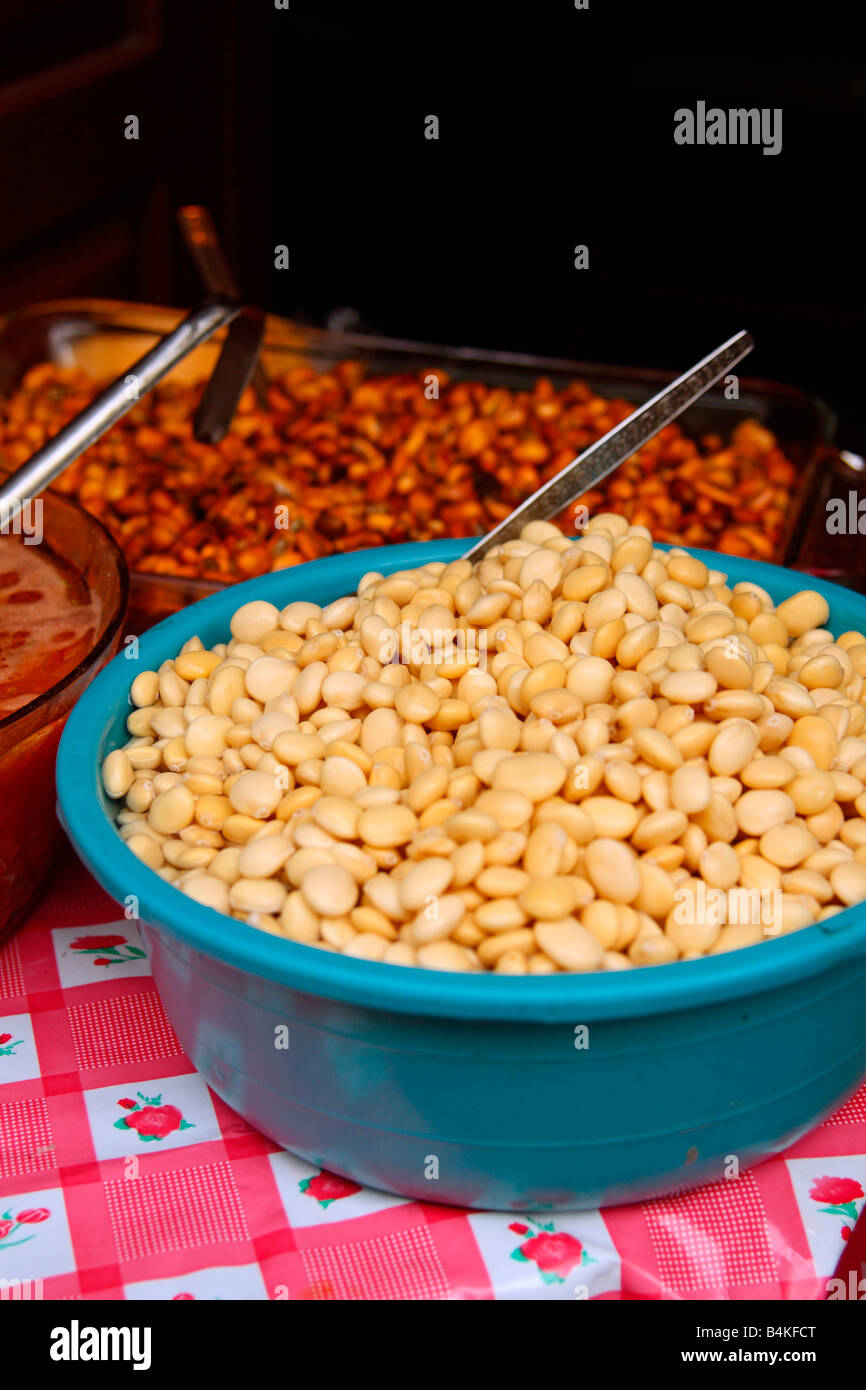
[
  {"xmin": 809, "ymin": 1175, "xmax": 864, "ymax": 1244},
  {"xmin": 0, "ymin": 1032, "xmax": 22, "ymax": 1056},
  {"xmin": 114, "ymin": 1092, "xmax": 195, "ymax": 1143},
  {"xmin": 299, "ymin": 1171, "xmax": 362, "ymax": 1208},
  {"xmin": 509, "ymin": 1217, "xmax": 597, "ymax": 1285},
  {"xmin": 70, "ymin": 934, "xmax": 146, "ymax": 967},
  {"xmin": 0, "ymin": 1206, "xmax": 51, "ymax": 1249}
]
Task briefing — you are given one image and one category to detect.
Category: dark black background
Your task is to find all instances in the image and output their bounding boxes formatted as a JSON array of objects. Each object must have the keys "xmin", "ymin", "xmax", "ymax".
[{"xmin": 265, "ymin": 0, "xmax": 865, "ymax": 447}]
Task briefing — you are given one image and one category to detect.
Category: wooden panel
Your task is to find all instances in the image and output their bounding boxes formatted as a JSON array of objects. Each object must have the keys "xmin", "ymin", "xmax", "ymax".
[
  {"xmin": 0, "ymin": 2, "xmax": 159, "ymax": 107},
  {"xmin": 0, "ymin": 183, "xmax": 173, "ymax": 309},
  {"xmin": 0, "ymin": 0, "xmax": 241, "ymax": 309}
]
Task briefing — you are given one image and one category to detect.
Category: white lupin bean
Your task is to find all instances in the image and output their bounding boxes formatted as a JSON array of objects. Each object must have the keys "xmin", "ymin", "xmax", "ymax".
[
  {"xmin": 302, "ymin": 864, "xmax": 360, "ymax": 916},
  {"xmin": 237, "ymin": 836, "xmax": 294, "ymax": 878},
  {"xmin": 181, "ymin": 873, "xmax": 231, "ymax": 913},
  {"xmin": 398, "ymin": 857, "xmax": 455, "ymax": 911},
  {"xmin": 734, "ymin": 789, "xmax": 796, "ymax": 836},
  {"xmin": 230, "ymin": 878, "xmax": 287, "ymax": 914},
  {"xmin": 231, "ymin": 600, "xmax": 281, "ymax": 644},
  {"xmin": 102, "ymin": 749, "xmax": 135, "ymax": 798},
  {"xmin": 492, "ymin": 753, "xmax": 566, "ymax": 801},
  {"xmin": 535, "ymin": 918, "xmax": 604, "ymax": 970},
  {"xmin": 228, "ymin": 770, "xmax": 284, "ymax": 818},
  {"xmin": 245, "ymin": 656, "xmax": 296, "ymax": 703},
  {"xmin": 148, "ymin": 785, "xmax": 195, "ymax": 834}
]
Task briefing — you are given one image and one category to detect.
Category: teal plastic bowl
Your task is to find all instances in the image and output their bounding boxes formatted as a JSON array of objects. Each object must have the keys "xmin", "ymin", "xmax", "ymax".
[{"xmin": 56, "ymin": 542, "xmax": 866, "ymax": 1210}]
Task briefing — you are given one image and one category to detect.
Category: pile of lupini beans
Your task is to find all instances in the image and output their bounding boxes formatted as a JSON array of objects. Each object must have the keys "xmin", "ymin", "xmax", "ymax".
[{"xmin": 101, "ymin": 516, "xmax": 866, "ymax": 973}]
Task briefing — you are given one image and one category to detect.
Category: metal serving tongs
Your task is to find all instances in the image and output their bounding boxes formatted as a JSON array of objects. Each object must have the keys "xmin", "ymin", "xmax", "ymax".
[
  {"xmin": 462, "ymin": 330, "xmax": 754, "ymax": 560},
  {"xmin": 177, "ymin": 205, "xmax": 269, "ymax": 410},
  {"xmin": 0, "ymin": 295, "xmax": 257, "ymax": 529}
]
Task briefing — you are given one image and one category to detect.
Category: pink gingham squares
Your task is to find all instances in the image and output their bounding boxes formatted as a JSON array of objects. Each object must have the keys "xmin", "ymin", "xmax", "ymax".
[
  {"xmin": 642, "ymin": 1173, "xmax": 778, "ymax": 1295},
  {"xmin": 67, "ymin": 991, "xmax": 183, "ymax": 1073},
  {"xmin": 0, "ymin": 938, "xmax": 25, "ymax": 1002},
  {"xmin": 103, "ymin": 1162, "xmax": 251, "ymax": 1264},
  {"xmin": 0, "ymin": 1095, "xmax": 55, "ymax": 1182},
  {"xmin": 298, "ymin": 1225, "xmax": 450, "ymax": 1300}
]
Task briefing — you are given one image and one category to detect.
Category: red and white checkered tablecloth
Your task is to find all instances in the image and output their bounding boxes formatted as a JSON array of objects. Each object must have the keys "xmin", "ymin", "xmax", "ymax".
[{"xmin": 2, "ymin": 844, "xmax": 864, "ymax": 1301}]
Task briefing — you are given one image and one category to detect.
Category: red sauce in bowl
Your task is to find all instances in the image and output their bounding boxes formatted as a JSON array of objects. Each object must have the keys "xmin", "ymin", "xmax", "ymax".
[{"xmin": 0, "ymin": 537, "xmax": 101, "ymax": 719}]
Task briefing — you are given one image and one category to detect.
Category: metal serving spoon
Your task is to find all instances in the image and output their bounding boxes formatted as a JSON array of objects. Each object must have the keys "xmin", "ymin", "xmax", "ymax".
[{"xmin": 462, "ymin": 330, "xmax": 754, "ymax": 560}]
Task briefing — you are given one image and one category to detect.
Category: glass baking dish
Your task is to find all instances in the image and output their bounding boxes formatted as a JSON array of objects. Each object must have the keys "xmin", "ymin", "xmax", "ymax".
[{"xmin": 0, "ymin": 298, "xmax": 846, "ymax": 622}]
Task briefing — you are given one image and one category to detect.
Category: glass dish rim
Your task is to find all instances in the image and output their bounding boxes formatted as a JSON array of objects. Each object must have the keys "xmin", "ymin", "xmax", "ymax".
[{"xmin": 0, "ymin": 481, "xmax": 130, "ymax": 736}]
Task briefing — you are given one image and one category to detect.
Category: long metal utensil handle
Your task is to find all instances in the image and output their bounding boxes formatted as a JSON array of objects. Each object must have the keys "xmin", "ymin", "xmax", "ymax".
[
  {"xmin": 462, "ymin": 329, "xmax": 754, "ymax": 561},
  {"xmin": 0, "ymin": 297, "xmax": 240, "ymax": 529},
  {"xmin": 194, "ymin": 305, "xmax": 267, "ymax": 443},
  {"xmin": 178, "ymin": 205, "xmax": 269, "ymax": 408}
]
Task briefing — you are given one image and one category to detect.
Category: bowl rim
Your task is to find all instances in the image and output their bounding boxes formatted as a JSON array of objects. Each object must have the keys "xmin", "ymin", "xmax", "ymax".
[
  {"xmin": 0, "ymin": 483, "xmax": 130, "ymax": 733},
  {"xmin": 57, "ymin": 539, "xmax": 866, "ymax": 1023}
]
